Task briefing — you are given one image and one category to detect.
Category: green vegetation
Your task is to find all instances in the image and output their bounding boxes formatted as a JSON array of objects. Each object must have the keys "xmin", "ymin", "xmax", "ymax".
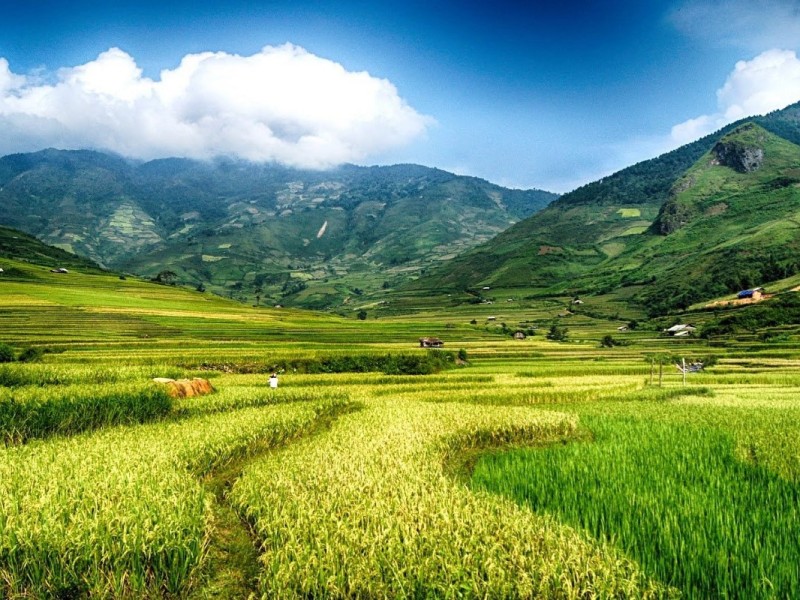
[
  {"xmin": 0, "ymin": 396, "xmax": 349, "ymax": 598},
  {"xmin": 546, "ymin": 323, "xmax": 568, "ymax": 341},
  {"xmin": 0, "ymin": 343, "xmax": 14, "ymax": 363},
  {"xmin": 1, "ymin": 242, "xmax": 800, "ymax": 598},
  {"xmin": 702, "ymin": 292, "xmax": 800, "ymax": 337},
  {"xmin": 472, "ymin": 408, "xmax": 800, "ymax": 599},
  {"xmin": 0, "ymin": 382, "xmax": 171, "ymax": 443},
  {"xmin": 0, "ymin": 152, "xmax": 555, "ymax": 309},
  {"xmin": 399, "ymin": 103, "xmax": 800, "ymax": 317},
  {"xmin": 0, "ymin": 226, "xmax": 105, "ymax": 276},
  {"xmin": 230, "ymin": 400, "xmax": 665, "ymax": 598}
]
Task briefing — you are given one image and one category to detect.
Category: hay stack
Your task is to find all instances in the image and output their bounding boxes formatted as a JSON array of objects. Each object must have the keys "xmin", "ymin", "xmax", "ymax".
[{"xmin": 152, "ymin": 377, "xmax": 215, "ymax": 398}]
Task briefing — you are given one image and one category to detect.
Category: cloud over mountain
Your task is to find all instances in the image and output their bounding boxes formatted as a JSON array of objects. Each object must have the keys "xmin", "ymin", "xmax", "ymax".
[
  {"xmin": 0, "ymin": 44, "xmax": 431, "ymax": 167},
  {"xmin": 671, "ymin": 49, "xmax": 800, "ymax": 144}
]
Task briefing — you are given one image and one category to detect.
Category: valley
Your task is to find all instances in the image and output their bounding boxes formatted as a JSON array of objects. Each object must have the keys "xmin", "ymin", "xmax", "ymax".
[{"xmin": 1, "ymin": 254, "xmax": 799, "ymax": 598}]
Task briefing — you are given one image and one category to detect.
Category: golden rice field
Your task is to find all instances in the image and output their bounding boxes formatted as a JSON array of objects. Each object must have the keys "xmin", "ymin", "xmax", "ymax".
[{"xmin": 1, "ymin": 264, "xmax": 800, "ymax": 598}]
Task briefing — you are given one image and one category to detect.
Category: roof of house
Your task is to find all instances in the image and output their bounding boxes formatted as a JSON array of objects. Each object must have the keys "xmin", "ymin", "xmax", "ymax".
[{"xmin": 737, "ymin": 287, "xmax": 764, "ymax": 298}]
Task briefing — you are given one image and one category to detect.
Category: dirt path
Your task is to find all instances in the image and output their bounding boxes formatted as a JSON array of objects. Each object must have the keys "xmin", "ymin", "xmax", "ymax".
[
  {"xmin": 189, "ymin": 403, "xmax": 361, "ymax": 598},
  {"xmin": 191, "ymin": 437, "xmax": 274, "ymax": 599}
]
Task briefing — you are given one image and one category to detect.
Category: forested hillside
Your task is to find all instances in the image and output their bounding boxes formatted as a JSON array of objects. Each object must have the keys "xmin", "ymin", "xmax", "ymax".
[
  {"xmin": 404, "ymin": 102, "xmax": 800, "ymax": 315},
  {"xmin": 0, "ymin": 152, "xmax": 555, "ymax": 308}
]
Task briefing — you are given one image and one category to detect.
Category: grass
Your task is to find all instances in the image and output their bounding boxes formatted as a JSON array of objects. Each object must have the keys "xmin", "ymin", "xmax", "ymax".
[{"xmin": 472, "ymin": 410, "xmax": 800, "ymax": 598}]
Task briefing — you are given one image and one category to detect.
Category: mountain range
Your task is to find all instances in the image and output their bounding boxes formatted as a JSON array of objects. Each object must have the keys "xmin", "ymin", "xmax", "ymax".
[
  {"xmin": 405, "ymin": 102, "xmax": 800, "ymax": 315},
  {"xmin": 0, "ymin": 152, "xmax": 555, "ymax": 308},
  {"xmin": 3, "ymin": 101, "xmax": 800, "ymax": 316}
]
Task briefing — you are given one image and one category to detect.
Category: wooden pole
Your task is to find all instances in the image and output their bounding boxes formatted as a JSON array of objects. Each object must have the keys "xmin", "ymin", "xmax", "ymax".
[
  {"xmin": 682, "ymin": 357, "xmax": 686, "ymax": 387},
  {"xmin": 659, "ymin": 358, "xmax": 663, "ymax": 387},
  {"xmin": 650, "ymin": 358, "xmax": 654, "ymax": 385}
]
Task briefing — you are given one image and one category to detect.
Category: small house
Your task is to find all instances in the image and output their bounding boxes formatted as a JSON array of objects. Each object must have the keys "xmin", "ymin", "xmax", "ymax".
[
  {"xmin": 664, "ymin": 324, "xmax": 696, "ymax": 336},
  {"xmin": 0, "ymin": 268, "xmax": 4, "ymax": 273},
  {"xmin": 482, "ymin": 286, "xmax": 491, "ymax": 290},
  {"xmin": 737, "ymin": 287, "xmax": 764, "ymax": 300},
  {"xmin": 617, "ymin": 326, "xmax": 628, "ymax": 332},
  {"xmin": 572, "ymin": 299, "xmax": 584, "ymax": 305},
  {"xmin": 419, "ymin": 337, "xmax": 444, "ymax": 348},
  {"xmin": 487, "ymin": 316, "xmax": 497, "ymax": 321},
  {"xmin": 513, "ymin": 331, "xmax": 526, "ymax": 340},
  {"xmin": 50, "ymin": 267, "xmax": 69, "ymax": 274}
]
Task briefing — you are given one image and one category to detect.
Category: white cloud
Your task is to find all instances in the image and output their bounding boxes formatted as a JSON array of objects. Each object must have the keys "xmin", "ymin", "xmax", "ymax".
[
  {"xmin": 0, "ymin": 58, "xmax": 25, "ymax": 93},
  {"xmin": 671, "ymin": 49, "xmax": 800, "ymax": 144},
  {"xmin": 0, "ymin": 44, "xmax": 432, "ymax": 167}
]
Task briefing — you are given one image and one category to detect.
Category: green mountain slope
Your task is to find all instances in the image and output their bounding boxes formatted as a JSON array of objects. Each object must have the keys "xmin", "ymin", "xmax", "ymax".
[
  {"xmin": 626, "ymin": 123, "xmax": 800, "ymax": 313},
  {"xmin": 405, "ymin": 102, "xmax": 800, "ymax": 314},
  {"xmin": 0, "ymin": 226, "xmax": 105, "ymax": 279},
  {"xmin": 0, "ymin": 152, "xmax": 556, "ymax": 308}
]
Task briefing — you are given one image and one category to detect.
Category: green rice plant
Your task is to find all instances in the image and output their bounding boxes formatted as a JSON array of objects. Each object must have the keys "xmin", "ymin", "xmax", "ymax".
[
  {"xmin": 0, "ymin": 396, "xmax": 350, "ymax": 598},
  {"xmin": 605, "ymin": 385, "xmax": 715, "ymax": 402},
  {"xmin": 0, "ymin": 363, "xmax": 193, "ymax": 387},
  {"xmin": 182, "ymin": 350, "xmax": 462, "ymax": 376},
  {"xmin": 230, "ymin": 399, "xmax": 671, "ymax": 598},
  {"xmin": 472, "ymin": 415, "xmax": 800, "ymax": 599},
  {"xmin": 373, "ymin": 380, "xmax": 642, "ymax": 405},
  {"xmin": 175, "ymin": 385, "xmax": 350, "ymax": 416},
  {"xmin": 0, "ymin": 382, "xmax": 172, "ymax": 443}
]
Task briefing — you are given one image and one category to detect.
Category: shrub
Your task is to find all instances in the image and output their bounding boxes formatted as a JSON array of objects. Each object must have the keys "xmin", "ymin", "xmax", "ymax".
[
  {"xmin": 0, "ymin": 343, "xmax": 15, "ymax": 363},
  {"xmin": 17, "ymin": 346, "xmax": 45, "ymax": 363},
  {"xmin": 547, "ymin": 324, "xmax": 568, "ymax": 341},
  {"xmin": 600, "ymin": 335, "xmax": 629, "ymax": 348},
  {"xmin": 600, "ymin": 335, "xmax": 618, "ymax": 348}
]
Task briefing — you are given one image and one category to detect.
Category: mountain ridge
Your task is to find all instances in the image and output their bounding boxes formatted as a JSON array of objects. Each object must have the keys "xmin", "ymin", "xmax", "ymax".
[
  {"xmin": 0, "ymin": 151, "xmax": 556, "ymax": 308},
  {"xmin": 400, "ymin": 102, "xmax": 800, "ymax": 315}
]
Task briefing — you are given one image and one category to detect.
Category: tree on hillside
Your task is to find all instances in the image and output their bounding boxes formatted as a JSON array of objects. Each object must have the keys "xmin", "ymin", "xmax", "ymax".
[
  {"xmin": 547, "ymin": 323, "xmax": 568, "ymax": 342},
  {"xmin": 154, "ymin": 270, "xmax": 177, "ymax": 285}
]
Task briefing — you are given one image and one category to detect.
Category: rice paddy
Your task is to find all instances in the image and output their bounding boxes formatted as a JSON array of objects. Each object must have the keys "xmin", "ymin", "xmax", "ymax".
[{"xmin": 1, "ymin": 263, "xmax": 799, "ymax": 597}]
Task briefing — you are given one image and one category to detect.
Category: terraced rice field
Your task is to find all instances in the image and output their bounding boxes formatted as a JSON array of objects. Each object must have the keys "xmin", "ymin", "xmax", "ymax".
[{"xmin": 1, "ymin": 265, "xmax": 800, "ymax": 597}]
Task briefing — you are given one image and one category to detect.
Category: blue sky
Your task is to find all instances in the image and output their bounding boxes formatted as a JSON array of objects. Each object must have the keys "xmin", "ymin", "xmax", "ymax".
[{"xmin": 1, "ymin": 1, "xmax": 800, "ymax": 192}]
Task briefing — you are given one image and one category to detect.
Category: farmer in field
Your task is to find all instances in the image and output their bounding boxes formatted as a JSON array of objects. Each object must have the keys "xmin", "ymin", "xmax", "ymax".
[{"xmin": 269, "ymin": 372, "xmax": 278, "ymax": 389}]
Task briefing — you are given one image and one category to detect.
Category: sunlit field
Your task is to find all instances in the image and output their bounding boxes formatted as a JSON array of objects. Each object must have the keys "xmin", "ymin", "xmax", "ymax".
[{"xmin": 1, "ymin": 263, "xmax": 799, "ymax": 598}]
